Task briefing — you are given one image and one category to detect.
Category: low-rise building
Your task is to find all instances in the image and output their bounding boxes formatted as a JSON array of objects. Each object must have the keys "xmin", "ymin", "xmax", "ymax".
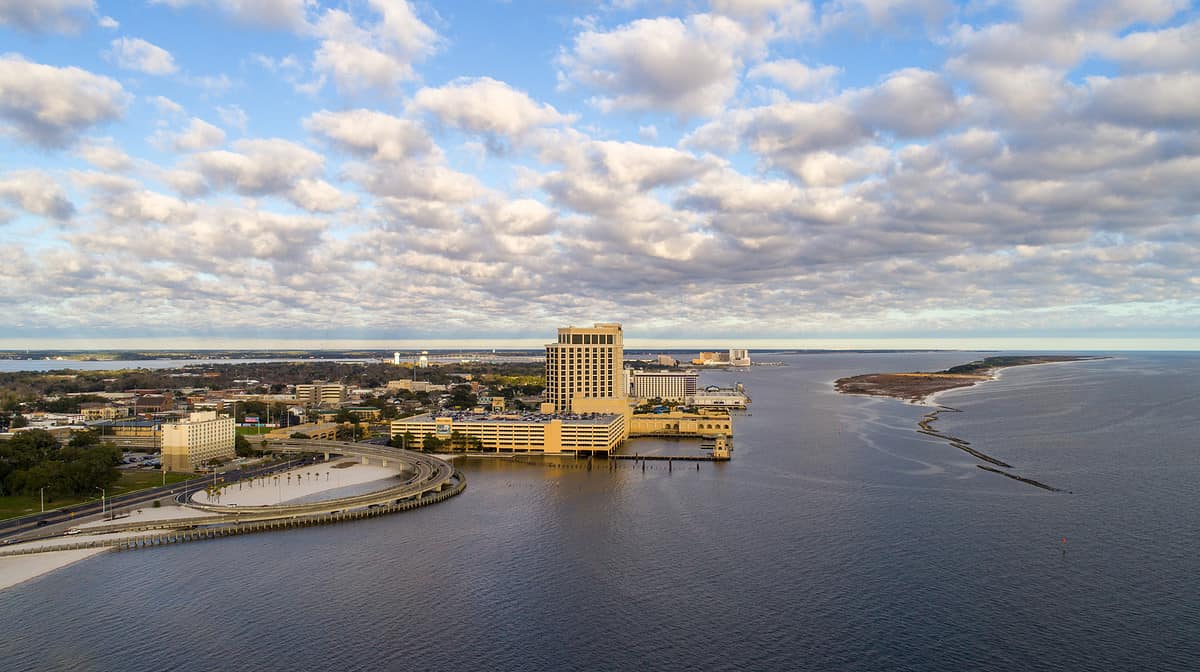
[
  {"xmin": 689, "ymin": 384, "xmax": 751, "ymax": 409},
  {"xmin": 295, "ymin": 382, "xmax": 347, "ymax": 405},
  {"xmin": 266, "ymin": 422, "xmax": 341, "ymax": 441},
  {"xmin": 93, "ymin": 419, "xmax": 161, "ymax": 450},
  {"xmin": 629, "ymin": 409, "xmax": 732, "ymax": 437},
  {"xmin": 391, "ymin": 411, "xmax": 626, "ymax": 457},
  {"xmin": 628, "ymin": 369, "xmax": 699, "ymax": 401},
  {"xmin": 160, "ymin": 411, "xmax": 236, "ymax": 472}
]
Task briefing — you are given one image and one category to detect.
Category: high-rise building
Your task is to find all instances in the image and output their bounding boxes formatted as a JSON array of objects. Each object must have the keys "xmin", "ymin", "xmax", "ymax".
[
  {"xmin": 544, "ymin": 323, "xmax": 624, "ymax": 413},
  {"xmin": 160, "ymin": 411, "xmax": 235, "ymax": 472}
]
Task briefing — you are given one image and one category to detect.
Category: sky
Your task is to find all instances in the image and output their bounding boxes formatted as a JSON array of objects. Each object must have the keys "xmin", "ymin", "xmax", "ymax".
[{"xmin": 0, "ymin": 0, "xmax": 1198, "ymax": 351}]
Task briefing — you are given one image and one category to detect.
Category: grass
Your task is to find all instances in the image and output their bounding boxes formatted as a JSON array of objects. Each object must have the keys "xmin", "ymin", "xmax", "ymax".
[
  {"xmin": 0, "ymin": 470, "xmax": 194, "ymax": 521},
  {"xmin": 237, "ymin": 426, "xmax": 275, "ymax": 435}
]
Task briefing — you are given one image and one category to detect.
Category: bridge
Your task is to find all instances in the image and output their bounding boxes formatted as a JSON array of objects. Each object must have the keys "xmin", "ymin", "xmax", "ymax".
[{"xmin": 0, "ymin": 439, "xmax": 463, "ymax": 557}]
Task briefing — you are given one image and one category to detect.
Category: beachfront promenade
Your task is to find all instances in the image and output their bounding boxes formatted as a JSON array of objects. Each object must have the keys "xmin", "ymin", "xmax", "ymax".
[{"xmin": 0, "ymin": 440, "xmax": 462, "ymax": 559}]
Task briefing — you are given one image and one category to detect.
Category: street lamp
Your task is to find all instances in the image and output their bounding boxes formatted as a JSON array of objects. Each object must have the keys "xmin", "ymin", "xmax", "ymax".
[{"xmin": 95, "ymin": 487, "xmax": 106, "ymax": 520}]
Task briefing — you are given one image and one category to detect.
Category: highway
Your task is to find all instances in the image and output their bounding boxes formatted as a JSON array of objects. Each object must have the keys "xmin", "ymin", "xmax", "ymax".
[{"xmin": 0, "ymin": 439, "xmax": 460, "ymax": 554}]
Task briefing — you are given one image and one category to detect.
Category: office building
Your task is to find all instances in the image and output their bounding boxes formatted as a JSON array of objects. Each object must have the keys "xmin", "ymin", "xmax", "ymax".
[
  {"xmin": 295, "ymin": 382, "xmax": 347, "ymax": 405},
  {"xmin": 160, "ymin": 411, "xmax": 236, "ymax": 472}
]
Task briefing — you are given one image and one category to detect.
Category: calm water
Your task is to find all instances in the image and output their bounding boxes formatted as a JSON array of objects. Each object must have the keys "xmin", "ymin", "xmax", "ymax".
[
  {"xmin": 1, "ymin": 352, "xmax": 1197, "ymax": 671},
  {"xmin": 0, "ymin": 358, "xmax": 376, "ymax": 373}
]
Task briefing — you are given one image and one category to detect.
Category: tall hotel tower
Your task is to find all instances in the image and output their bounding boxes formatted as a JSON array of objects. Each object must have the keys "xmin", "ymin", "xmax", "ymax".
[{"xmin": 544, "ymin": 323, "xmax": 625, "ymax": 413}]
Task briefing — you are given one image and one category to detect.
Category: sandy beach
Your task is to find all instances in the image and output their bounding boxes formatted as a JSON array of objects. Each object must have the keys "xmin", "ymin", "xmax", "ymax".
[{"xmin": 191, "ymin": 462, "xmax": 402, "ymax": 506}]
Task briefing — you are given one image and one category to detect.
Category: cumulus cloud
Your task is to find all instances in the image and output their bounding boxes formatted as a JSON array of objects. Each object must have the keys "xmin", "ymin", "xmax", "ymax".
[
  {"xmin": 855, "ymin": 68, "xmax": 960, "ymax": 137},
  {"xmin": 413, "ymin": 77, "xmax": 575, "ymax": 141},
  {"xmin": 0, "ymin": 0, "xmax": 95, "ymax": 34},
  {"xmin": 0, "ymin": 170, "xmax": 75, "ymax": 220},
  {"xmin": 107, "ymin": 37, "xmax": 178, "ymax": 75},
  {"xmin": 306, "ymin": 109, "xmax": 433, "ymax": 161},
  {"xmin": 559, "ymin": 14, "xmax": 755, "ymax": 116},
  {"xmin": 747, "ymin": 59, "xmax": 840, "ymax": 94},
  {"xmin": 1084, "ymin": 73, "xmax": 1200, "ymax": 129},
  {"xmin": 310, "ymin": 0, "xmax": 439, "ymax": 94},
  {"xmin": 0, "ymin": 56, "xmax": 126, "ymax": 147},
  {"xmin": 185, "ymin": 137, "xmax": 354, "ymax": 212},
  {"xmin": 150, "ymin": 0, "xmax": 312, "ymax": 31},
  {"xmin": 76, "ymin": 137, "xmax": 134, "ymax": 171},
  {"xmin": 162, "ymin": 118, "xmax": 227, "ymax": 152}
]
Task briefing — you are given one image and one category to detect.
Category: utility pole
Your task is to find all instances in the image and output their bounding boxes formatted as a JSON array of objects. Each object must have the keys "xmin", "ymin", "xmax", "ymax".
[{"xmin": 40, "ymin": 486, "xmax": 44, "ymax": 513}]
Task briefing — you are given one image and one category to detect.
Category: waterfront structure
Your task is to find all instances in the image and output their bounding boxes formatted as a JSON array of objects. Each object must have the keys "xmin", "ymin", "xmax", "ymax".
[
  {"xmin": 391, "ymin": 411, "xmax": 625, "ymax": 456},
  {"xmin": 544, "ymin": 322, "xmax": 625, "ymax": 414},
  {"xmin": 628, "ymin": 369, "xmax": 699, "ymax": 401},
  {"xmin": 160, "ymin": 411, "xmax": 235, "ymax": 472},
  {"xmin": 689, "ymin": 384, "xmax": 751, "ymax": 409},
  {"xmin": 656, "ymin": 354, "xmax": 679, "ymax": 367},
  {"xmin": 628, "ymin": 409, "xmax": 732, "ymax": 437},
  {"xmin": 728, "ymin": 349, "xmax": 751, "ymax": 367},
  {"xmin": 295, "ymin": 382, "xmax": 347, "ymax": 405}
]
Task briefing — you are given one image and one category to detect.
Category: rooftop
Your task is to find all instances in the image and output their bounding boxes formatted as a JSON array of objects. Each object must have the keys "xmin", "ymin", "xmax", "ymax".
[{"xmin": 397, "ymin": 410, "xmax": 620, "ymax": 426}]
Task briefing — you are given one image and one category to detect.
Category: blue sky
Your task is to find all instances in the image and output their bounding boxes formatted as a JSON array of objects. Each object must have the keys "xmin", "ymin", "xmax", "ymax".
[{"xmin": 1, "ymin": 0, "xmax": 1198, "ymax": 350}]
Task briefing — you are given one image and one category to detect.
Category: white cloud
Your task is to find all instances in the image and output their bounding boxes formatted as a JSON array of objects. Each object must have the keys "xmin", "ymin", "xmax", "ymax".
[
  {"xmin": 0, "ymin": 56, "xmax": 127, "ymax": 147},
  {"xmin": 413, "ymin": 77, "xmax": 575, "ymax": 140},
  {"xmin": 146, "ymin": 99, "xmax": 183, "ymax": 121},
  {"xmin": 855, "ymin": 68, "xmax": 960, "ymax": 137},
  {"xmin": 559, "ymin": 14, "xmax": 754, "ymax": 117},
  {"xmin": 107, "ymin": 37, "xmax": 179, "ymax": 75},
  {"xmin": 0, "ymin": 0, "xmax": 95, "ymax": 34},
  {"xmin": 1097, "ymin": 21, "xmax": 1200, "ymax": 72},
  {"xmin": 0, "ymin": 170, "xmax": 75, "ymax": 220},
  {"xmin": 310, "ymin": 0, "xmax": 439, "ymax": 94},
  {"xmin": 288, "ymin": 178, "xmax": 357, "ymax": 212},
  {"xmin": 150, "ymin": 0, "xmax": 312, "ymax": 31},
  {"xmin": 98, "ymin": 15, "xmax": 118, "ymax": 29},
  {"xmin": 76, "ymin": 137, "xmax": 133, "ymax": 171},
  {"xmin": 1084, "ymin": 73, "xmax": 1200, "ymax": 129},
  {"xmin": 747, "ymin": 59, "xmax": 840, "ymax": 94},
  {"xmin": 216, "ymin": 105, "xmax": 248, "ymax": 131},
  {"xmin": 165, "ymin": 118, "xmax": 227, "ymax": 152},
  {"xmin": 306, "ymin": 109, "xmax": 433, "ymax": 161}
]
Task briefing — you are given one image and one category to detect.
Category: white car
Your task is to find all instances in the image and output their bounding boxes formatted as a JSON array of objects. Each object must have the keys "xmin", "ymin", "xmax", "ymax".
[{"xmin": 65, "ymin": 528, "xmax": 81, "ymax": 535}]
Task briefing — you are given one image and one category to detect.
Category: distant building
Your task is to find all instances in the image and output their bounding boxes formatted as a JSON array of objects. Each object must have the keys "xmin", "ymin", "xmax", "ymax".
[
  {"xmin": 691, "ymin": 349, "xmax": 751, "ymax": 367},
  {"xmin": 295, "ymin": 382, "xmax": 347, "ymax": 405},
  {"xmin": 728, "ymin": 349, "xmax": 751, "ymax": 367},
  {"xmin": 386, "ymin": 380, "xmax": 447, "ymax": 393},
  {"xmin": 93, "ymin": 419, "xmax": 160, "ymax": 450},
  {"xmin": 418, "ymin": 351, "xmax": 429, "ymax": 368},
  {"xmin": 160, "ymin": 411, "xmax": 235, "ymax": 472},
  {"xmin": 544, "ymin": 322, "xmax": 625, "ymax": 414},
  {"xmin": 628, "ymin": 369, "xmax": 698, "ymax": 401},
  {"xmin": 393, "ymin": 352, "xmax": 401, "ymax": 366},
  {"xmin": 656, "ymin": 354, "xmax": 679, "ymax": 367}
]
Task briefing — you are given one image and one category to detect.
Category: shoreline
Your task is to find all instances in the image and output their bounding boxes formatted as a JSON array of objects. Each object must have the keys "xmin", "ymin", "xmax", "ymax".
[
  {"xmin": 834, "ymin": 355, "xmax": 1105, "ymax": 405},
  {"xmin": 835, "ymin": 355, "xmax": 1104, "ymax": 492}
]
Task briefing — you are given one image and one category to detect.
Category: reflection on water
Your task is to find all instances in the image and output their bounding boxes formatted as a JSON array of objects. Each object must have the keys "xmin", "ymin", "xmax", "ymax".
[{"xmin": 1, "ymin": 352, "xmax": 1198, "ymax": 671}]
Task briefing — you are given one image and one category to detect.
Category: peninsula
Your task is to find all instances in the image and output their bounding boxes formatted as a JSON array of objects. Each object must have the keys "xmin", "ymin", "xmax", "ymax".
[{"xmin": 834, "ymin": 355, "xmax": 1103, "ymax": 402}]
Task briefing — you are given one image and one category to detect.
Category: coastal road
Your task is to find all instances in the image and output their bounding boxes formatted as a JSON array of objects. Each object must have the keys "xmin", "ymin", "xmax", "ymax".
[{"xmin": 0, "ymin": 457, "xmax": 318, "ymax": 543}]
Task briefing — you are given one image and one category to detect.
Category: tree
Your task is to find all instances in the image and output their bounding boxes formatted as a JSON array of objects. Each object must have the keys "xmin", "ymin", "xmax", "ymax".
[{"xmin": 235, "ymin": 434, "xmax": 254, "ymax": 457}]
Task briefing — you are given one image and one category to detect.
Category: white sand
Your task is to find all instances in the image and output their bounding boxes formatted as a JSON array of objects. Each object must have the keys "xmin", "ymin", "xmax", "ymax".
[
  {"xmin": 76, "ymin": 505, "xmax": 212, "ymax": 529},
  {"xmin": 0, "ymin": 547, "xmax": 111, "ymax": 591},
  {"xmin": 191, "ymin": 462, "xmax": 402, "ymax": 506}
]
